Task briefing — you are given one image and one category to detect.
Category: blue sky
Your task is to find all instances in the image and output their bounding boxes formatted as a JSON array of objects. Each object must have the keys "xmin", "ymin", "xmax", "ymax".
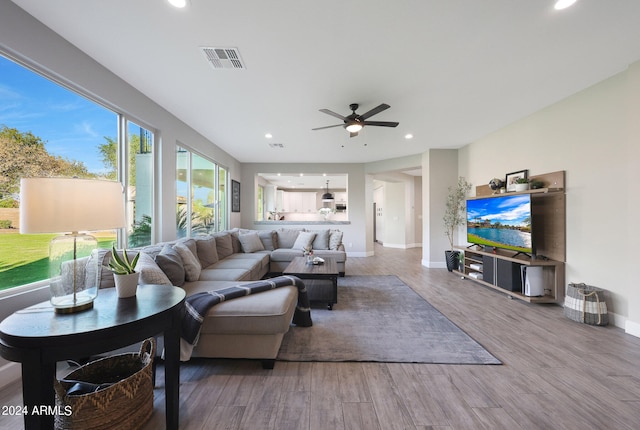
[
  {"xmin": 0, "ymin": 55, "xmax": 117, "ymax": 174},
  {"xmin": 467, "ymin": 194, "xmax": 531, "ymax": 227}
]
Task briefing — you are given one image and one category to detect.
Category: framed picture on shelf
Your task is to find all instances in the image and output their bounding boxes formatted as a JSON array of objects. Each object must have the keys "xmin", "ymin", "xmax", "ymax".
[
  {"xmin": 231, "ymin": 180, "xmax": 240, "ymax": 212},
  {"xmin": 505, "ymin": 169, "xmax": 528, "ymax": 192}
]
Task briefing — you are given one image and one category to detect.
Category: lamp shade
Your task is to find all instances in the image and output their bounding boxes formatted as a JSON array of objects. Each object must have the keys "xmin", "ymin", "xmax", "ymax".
[{"xmin": 20, "ymin": 177, "xmax": 126, "ymax": 233}]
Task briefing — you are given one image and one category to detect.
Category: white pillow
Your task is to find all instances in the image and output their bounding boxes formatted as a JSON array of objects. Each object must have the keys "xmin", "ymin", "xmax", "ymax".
[
  {"xmin": 292, "ymin": 231, "xmax": 317, "ymax": 250},
  {"xmin": 137, "ymin": 252, "xmax": 172, "ymax": 286},
  {"xmin": 239, "ymin": 232, "xmax": 265, "ymax": 253},
  {"xmin": 173, "ymin": 241, "xmax": 201, "ymax": 282}
]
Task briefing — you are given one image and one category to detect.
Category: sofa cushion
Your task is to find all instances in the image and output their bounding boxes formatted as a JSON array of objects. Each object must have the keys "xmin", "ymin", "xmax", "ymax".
[
  {"xmin": 329, "ymin": 230, "xmax": 343, "ymax": 250},
  {"xmin": 155, "ymin": 244, "xmax": 185, "ymax": 286},
  {"xmin": 308, "ymin": 229, "xmax": 330, "ymax": 250},
  {"xmin": 174, "ymin": 241, "xmax": 201, "ymax": 282},
  {"xmin": 198, "ymin": 268, "xmax": 253, "ymax": 282},
  {"xmin": 239, "ymin": 232, "xmax": 265, "ymax": 253},
  {"xmin": 276, "ymin": 228, "xmax": 301, "ymax": 249},
  {"xmin": 137, "ymin": 252, "xmax": 172, "ymax": 286},
  {"xmin": 269, "ymin": 248, "xmax": 304, "ymax": 262},
  {"xmin": 292, "ymin": 231, "xmax": 316, "ymax": 251},
  {"xmin": 213, "ymin": 232, "xmax": 234, "ymax": 260},
  {"xmin": 195, "ymin": 236, "xmax": 218, "ymax": 267},
  {"xmin": 257, "ymin": 230, "xmax": 277, "ymax": 251}
]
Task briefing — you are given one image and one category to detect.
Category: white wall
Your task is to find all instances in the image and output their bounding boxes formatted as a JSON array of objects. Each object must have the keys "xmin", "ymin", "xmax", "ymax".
[
  {"xmin": 458, "ymin": 61, "xmax": 640, "ymax": 333},
  {"xmin": 422, "ymin": 149, "xmax": 459, "ymax": 268}
]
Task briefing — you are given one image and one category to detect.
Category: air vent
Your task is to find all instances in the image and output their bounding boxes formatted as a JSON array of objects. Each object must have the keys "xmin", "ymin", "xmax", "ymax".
[
  {"xmin": 269, "ymin": 143, "xmax": 285, "ymax": 149},
  {"xmin": 200, "ymin": 47, "xmax": 246, "ymax": 70}
]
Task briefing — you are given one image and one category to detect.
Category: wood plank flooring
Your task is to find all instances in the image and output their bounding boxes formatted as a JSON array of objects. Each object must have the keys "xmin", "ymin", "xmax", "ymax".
[{"xmin": 3, "ymin": 244, "xmax": 640, "ymax": 429}]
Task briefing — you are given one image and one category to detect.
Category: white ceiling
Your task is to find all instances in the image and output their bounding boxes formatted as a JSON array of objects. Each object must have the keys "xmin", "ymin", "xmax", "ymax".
[{"xmin": 11, "ymin": 0, "xmax": 640, "ymax": 164}]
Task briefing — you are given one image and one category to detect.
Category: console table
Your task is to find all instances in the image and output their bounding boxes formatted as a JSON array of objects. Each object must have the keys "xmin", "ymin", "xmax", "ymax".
[{"xmin": 0, "ymin": 284, "xmax": 185, "ymax": 430}]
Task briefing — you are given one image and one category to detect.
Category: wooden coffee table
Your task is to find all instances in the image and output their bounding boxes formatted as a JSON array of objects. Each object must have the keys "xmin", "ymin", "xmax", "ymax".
[{"xmin": 283, "ymin": 257, "xmax": 338, "ymax": 310}]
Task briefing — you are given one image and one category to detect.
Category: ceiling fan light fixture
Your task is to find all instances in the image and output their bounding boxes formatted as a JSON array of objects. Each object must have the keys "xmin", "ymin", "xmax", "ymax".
[{"xmin": 345, "ymin": 122, "xmax": 363, "ymax": 133}]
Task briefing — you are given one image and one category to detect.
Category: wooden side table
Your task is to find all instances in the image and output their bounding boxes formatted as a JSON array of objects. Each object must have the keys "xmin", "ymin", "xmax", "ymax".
[{"xmin": 0, "ymin": 284, "xmax": 185, "ymax": 430}]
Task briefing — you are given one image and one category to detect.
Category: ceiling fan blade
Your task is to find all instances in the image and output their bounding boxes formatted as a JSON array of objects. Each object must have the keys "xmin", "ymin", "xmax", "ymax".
[
  {"xmin": 362, "ymin": 120, "xmax": 399, "ymax": 127},
  {"xmin": 312, "ymin": 124, "xmax": 344, "ymax": 131},
  {"xmin": 319, "ymin": 109, "xmax": 347, "ymax": 121},
  {"xmin": 358, "ymin": 103, "xmax": 390, "ymax": 120}
]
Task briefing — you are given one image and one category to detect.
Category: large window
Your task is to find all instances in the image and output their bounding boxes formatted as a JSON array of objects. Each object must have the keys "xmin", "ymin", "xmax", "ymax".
[
  {"xmin": 176, "ymin": 146, "xmax": 227, "ymax": 237},
  {"xmin": 124, "ymin": 120, "xmax": 154, "ymax": 247},
  {"xmin": 0, "ymin": 54, "xmax": 152, "ymax": 291}
]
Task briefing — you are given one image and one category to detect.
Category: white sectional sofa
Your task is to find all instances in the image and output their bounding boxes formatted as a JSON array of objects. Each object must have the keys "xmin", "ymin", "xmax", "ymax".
[{"xmin": 73, "ymin": 227, "xmax": 346, "ymax": 368}]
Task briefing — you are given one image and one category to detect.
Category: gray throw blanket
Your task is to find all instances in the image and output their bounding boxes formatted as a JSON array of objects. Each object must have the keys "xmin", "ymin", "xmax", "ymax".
[{"xmin": 180, "ymin": 275, "xmax": 312, "ymax": 360}]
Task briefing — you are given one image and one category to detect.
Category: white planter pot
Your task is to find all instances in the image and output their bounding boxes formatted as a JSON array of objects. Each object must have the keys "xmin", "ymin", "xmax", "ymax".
[
  {"xmin": 514, "ymin": 183, "xmax": 529, "ymax": 192},
  {"xmin": 113, "ymin": 272, "xmax": 140, "ymax": 298}
]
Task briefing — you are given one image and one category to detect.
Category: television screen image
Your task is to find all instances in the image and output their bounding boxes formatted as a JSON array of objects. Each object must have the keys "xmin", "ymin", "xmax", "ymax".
[{"xmin": 466, "ymin": 194, "xmax": 533, "ymax": 254}]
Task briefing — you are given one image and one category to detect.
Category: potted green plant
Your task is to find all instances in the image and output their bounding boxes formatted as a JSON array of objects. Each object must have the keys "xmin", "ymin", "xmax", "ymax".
[
  {"xmin": 107, "ymin": 244, "xmax": 140, "ymax": 298},
  {"xmin": 443, "ymin": 176, "xmax": 472, "ymax": 271},
  {"xmin": 514, "ymin": 177, "xmax": 530, "ymax": 192}
]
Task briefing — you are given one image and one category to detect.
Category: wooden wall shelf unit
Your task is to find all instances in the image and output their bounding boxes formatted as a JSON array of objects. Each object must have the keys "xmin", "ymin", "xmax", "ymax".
[
  {"xmin": 457, "ymin": 170, "xmax": 566, "ymax": 304},
  {"xmin": 455, "ymin": 245, "xmax": 565, "ymax": 303}
]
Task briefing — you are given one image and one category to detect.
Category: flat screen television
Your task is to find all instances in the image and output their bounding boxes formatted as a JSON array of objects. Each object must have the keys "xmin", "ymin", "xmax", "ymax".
[{"xmin": 466, "ymin": 194, "xmax": 533, "ymax": 255}]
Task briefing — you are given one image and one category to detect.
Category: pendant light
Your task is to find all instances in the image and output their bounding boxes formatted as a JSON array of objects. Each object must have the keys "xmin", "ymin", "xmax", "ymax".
[{"xmin": 322, "ymin": 180, "xmax": 334, "ymax": 202}]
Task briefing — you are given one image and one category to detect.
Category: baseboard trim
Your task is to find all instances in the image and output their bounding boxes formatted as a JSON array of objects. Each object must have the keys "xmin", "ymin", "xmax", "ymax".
[
  {"xmin": 422, "ymin": 259, "xmax": 446, "ymax": 269},
  {"xmin": 625, "ymin": 318, "xmax": 640, "ymax": 338}
]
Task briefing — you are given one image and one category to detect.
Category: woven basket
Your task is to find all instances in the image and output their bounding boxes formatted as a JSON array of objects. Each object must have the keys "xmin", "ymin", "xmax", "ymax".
[
  {"xmin": 563, "ymin": 283, "xmax": 609, "ymax": 326},
  {"xmin": 54, "ymin": 338, "xmax": 155, "ymax": 430}
]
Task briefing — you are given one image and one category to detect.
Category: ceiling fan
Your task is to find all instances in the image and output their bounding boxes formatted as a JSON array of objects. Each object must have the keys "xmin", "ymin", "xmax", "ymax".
[{"xmin": 312, "ymin": 103, "xmax": 399, "ymax": 137}]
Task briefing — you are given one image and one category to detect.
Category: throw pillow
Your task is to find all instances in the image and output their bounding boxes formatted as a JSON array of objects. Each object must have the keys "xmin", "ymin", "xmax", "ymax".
[
  {"xmin": 258, "ymin": 230, "xmax": 277, "ymax": 251},
  {"xmin": 213, "ymin": 232, "xmax": 234, "ymax": 259},
  {"xmin": 174, "ymin": 241, "xmax": 201, "ymax": 282},
  {"xmin": 276, "ymin": 228, "xmax": 302, "ymax": 249},
  {"xmin": 155, "ymin": 244, "xmax": 185, "ymax": 286},
  {"xmin": 195, "ymin": 236, "xmax": 218, "ymax": 267},
  {"xmin": 137, "ymin": 252, "xmax": 172, "ymax": 286},
  {"xmin": 308, "ymin": 229, "xmax": 330, "ymax": 250},
  {"xmin": 292, "ymin": 231, "xmax": 317, "ymax": 251},
  {"xmin": 329, "ymin": 230, "xmax": 343, "ymax": 250},
  {"xmin": 238, "ymin": 232, "xmax": 265, "ymax": 253}
]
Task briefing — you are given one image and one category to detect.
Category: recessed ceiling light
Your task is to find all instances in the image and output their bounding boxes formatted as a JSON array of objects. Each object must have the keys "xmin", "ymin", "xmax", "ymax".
[
  {"xmin": 168, "ymin": 0, "xmax": 187, "ymax": 8},
  {"xmin": 265, "ymin": 133, "xmax": 273, "ymax": 139},
  {"xmin": 554, "ymin": 0, "xmax": 578, "ymax": 10},
  {"xmin": 405, "ymin": 134, "xmax": 414, "ymax": 139}
]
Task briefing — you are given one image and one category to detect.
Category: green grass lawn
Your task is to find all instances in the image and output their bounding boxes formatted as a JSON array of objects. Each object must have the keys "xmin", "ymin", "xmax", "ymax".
[{"xmin": 0, "ymin": 231, "xmax": 115, "ymax": 291}]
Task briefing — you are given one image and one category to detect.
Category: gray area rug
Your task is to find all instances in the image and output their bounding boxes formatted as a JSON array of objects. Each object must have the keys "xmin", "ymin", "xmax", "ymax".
[{"xmin": 277, "ymin": 275, "xmax": 501, "ymax": 365}]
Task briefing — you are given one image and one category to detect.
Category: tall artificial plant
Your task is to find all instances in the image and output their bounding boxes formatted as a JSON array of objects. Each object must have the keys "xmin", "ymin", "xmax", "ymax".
[{"xmin": 443, "ymin": 176, "xmax": 472, "ymax": 250}]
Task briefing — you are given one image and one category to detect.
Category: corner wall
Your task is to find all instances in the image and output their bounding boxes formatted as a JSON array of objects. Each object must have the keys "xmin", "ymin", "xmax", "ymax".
[{"xmin": 458, "ymin": 61, "xmax": 640, "ymax": 333}]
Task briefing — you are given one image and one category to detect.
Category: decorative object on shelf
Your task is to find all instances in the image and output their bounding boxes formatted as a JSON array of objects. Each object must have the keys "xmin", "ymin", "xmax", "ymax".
[
  {"xmin": 443, "ymin": 176, "xmax": 472, "ymax": 271},
  {"xmin": 530, "ymin": 179, "xmax": 545, "ymax": 189},
  {"xmin": 489, "ymin": 178, "xmax": 504, "ymax": 194},
  {"xmin": 231, "ymin": 180, "xmax": 241, "ymax": 212},
  {"xmin": 564, "ymin": 283, "xmax": 609, "ymax": 326},
  {"xmin": 514, "ymin": 177, "xmax": 530, "ymax": 192},
  {"xmin": 505, "ymin": 169, "xmax": 528, "ymax": 192},
  {"xmin": 107, "ymin": 244, "xmax": 141, "ymax": 298},
  {"xmin": 20, "ymin": 177, "xmax": 125, "ymax": 313}
]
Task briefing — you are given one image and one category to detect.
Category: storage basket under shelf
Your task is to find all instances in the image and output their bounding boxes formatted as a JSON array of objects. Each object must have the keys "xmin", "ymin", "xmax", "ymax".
[{"xmin": 54, "ymin": 337, "xmax": 155, "ymax": 430}]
